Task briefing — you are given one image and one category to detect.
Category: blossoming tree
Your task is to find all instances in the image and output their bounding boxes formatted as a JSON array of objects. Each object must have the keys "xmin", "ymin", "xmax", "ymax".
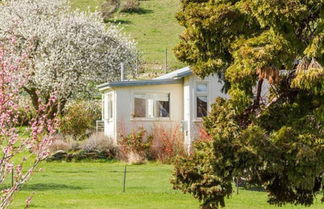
[
  {"xmin": 0, "ymin": 0, "xmax": 138, "ymax": 117},
  {"xmin": 0, "ymin": 39, "xmax": 57, "ymax": 208}
]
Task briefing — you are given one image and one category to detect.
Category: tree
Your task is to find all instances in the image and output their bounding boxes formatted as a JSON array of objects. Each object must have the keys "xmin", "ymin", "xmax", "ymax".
[
  {"xmin": 0, "ymin": 0, "xmax": 138, "ymax": 117},
  {"xmin": 172, "ymin": 0, "xmax": 323, "ymax": 208},
  {"xmin": 0, "ymin": 39, "xmax": 57, "ymax": 208}
]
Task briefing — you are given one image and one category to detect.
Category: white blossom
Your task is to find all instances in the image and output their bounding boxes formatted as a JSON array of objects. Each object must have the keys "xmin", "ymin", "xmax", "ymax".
[{"xmin": 0, "ymin": 0, "xmax": 137, "ymax": 107}]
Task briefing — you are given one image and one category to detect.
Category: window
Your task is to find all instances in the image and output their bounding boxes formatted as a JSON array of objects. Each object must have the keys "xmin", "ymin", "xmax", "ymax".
[
  {"xmin": 133, "ymin": 93, "xmax": 170, "ymax": 119},
  {"xmin": 196, "ymin": 82, "xmax": 208, "ymax": 118},
  {"xmin": 104, "ymin": 93, "xmax": 113, "ymax": 120},
  {"xmin": 134, "ymin": 94, "xmax": 146, "ymax": 117},
  {"xmin": 107, "ymin": 94, "xmax": 113, "ymax": 119}
]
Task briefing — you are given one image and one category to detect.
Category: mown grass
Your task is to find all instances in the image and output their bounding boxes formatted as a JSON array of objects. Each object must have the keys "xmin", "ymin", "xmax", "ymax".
[
  {"xmin": 70, "ymin": 0, "xmax": 185, "ymax": 73},
  {"xmin": 9, "ymin": 162, "xmax": 323, "ymax": 209}
]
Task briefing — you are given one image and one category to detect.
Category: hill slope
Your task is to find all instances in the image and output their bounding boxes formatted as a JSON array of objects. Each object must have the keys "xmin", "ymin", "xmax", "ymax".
[{"xmin": 71, "ymin": 0, "xmax": 185, "ymax": 76}]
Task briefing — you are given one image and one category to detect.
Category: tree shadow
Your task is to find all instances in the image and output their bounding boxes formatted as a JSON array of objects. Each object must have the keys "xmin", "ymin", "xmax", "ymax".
[
  {"xmin": 242, "ymin": 186, "xmax": 265, "ymax": 192},
  {"xmin": 121, "ymin": 8, "xmax": 153, "ymax": 15},
  {"xmin": 52, "ymin": 170, "xmax": 94, "ymax": 174},
  {"xmin": 21, "ymin": 183, "xmax": 84, "ymax": 191},
  {"xmin": 105, "ymin": 19, "xmax": 132, "ymax": 25}
]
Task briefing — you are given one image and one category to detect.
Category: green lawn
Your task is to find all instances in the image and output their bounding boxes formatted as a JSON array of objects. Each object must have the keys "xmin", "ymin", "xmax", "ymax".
[
  {"xmin": 70, "ymin": 0, "xmax": 185, "ymax": 74},
  {"xmin": 9, "ymin": 162, "xmax": 323, "ymax": 209}
]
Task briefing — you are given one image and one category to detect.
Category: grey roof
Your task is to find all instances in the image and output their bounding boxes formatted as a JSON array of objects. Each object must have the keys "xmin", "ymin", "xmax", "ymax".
[
  {"xmin": 97, "ymin": 66, "xmax": 192, "ymax": 90},
  {"xmin": 98, "ymin": 78, "xmax": 182, "ymax": 90},
  {"xmin": 154, "ymin": 66, "xmax": 192, "ymax": 80}
]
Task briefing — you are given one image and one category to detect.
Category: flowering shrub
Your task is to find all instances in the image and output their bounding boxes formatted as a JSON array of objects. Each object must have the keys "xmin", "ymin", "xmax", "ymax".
[
  {"xmin": 150, "ymin": 124, "xmax": 185, "ymax": 163},
  {"xmin": 0, "ymin": 42, "xmax": 57, "ymax": 208},
  {"xmin": 118, "ymin": 127, "xmax": 152, "ymax": 163}
]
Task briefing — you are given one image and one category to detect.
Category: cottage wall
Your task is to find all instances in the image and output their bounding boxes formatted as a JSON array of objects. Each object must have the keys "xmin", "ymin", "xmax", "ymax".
[
  {"xmin": 103, "ymin": 83, "xmax": 184, "ymax": 143},
  {"xmin": 183, "ymin": 74, "xmax": 228, "ymax": 150}
]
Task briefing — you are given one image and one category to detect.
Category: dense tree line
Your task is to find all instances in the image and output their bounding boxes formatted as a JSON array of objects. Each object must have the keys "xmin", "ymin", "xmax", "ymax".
[{"xmin": 172, "ymin": 0, "xmax": 323, "ymax": 208}]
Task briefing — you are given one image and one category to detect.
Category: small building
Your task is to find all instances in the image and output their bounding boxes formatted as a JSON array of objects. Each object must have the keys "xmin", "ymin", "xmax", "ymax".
[{"xmin": 97, "ymin": 67, "xmax": 228, "ymax": 150}]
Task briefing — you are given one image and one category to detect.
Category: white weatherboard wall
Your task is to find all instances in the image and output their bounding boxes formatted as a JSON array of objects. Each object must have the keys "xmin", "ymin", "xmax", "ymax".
[
  {"xmin": 103, "ymin": 90, "xmax": 116, "ymax": 141},
  {"xmin": 105, "ymin": 83, "xmax": 184, "ymax": 143},
  {"xmin": 183, "ymin": 74, "xmax": 228, "ymax": 150}
]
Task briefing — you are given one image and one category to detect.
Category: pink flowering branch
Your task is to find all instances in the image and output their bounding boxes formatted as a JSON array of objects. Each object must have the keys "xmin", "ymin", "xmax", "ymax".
[{"xmin": 0, "ymin": 40, "xmax": 58, "ymax": 209}]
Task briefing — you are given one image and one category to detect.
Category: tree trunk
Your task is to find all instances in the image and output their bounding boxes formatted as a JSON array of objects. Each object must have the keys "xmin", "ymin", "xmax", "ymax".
[
  {"xmin": 254, "ymin": 78, "xmax": 264, "ymax": 107},
  {"xmin": 23, "ymin": 87, "xmax": 40, "ymax": 111}
]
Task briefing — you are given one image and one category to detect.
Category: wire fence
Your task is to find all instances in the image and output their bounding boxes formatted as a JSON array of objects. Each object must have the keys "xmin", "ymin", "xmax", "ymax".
[{"xmin": 136, "ymin": 48, "xmax": 186, "ymax": 76}]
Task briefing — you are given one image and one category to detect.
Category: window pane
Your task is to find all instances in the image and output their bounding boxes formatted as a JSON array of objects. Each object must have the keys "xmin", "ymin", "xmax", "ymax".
[
  {"xmin": 197, "ymin": 96, "xmax": 207, "ymax": 118},
  {"xmin": 155, "ymin": 93, "xmax": 170, "ymax": 118},
  {"xmin": 108, "ymin": 94, "xmax": 113, "ymax": 119},
  {"xmin": 156, "ymin": 100, "xmax": 170, "ymax": 117},
  {"xmin": 134, "ymin": 97, "xmax": 146, "ymax": 117},
  {"xmin": 196, "ymin": 83, "xmax": 208, "ymax": 93}
]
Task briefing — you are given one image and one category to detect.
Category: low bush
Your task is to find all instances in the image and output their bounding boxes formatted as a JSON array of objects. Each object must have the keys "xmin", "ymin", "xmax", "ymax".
[
  {"xmin": 120, "ymin": 0, "xmax": 140, "ymax": 13},
  {"xmin": 149, "ymin": 124, "xmax": 186, "ymax": 163},
  {"xmin": 81, "ymin": 132, "xmax": 117, "ymax": 160},
  {"xmin": 15, "ymin": 96, "xmax": 36, "ymax": 126},
  {"xmin": 49, "ymin": 135, "xmax": 72, "ymax": 153},
  {"xmin": 118, "ymin": 127, "xmax": 152, "ymax": 164},
  {"xmin": 59, "ymin": 100, "xmax": 101, "ymax": 140},
  {"xmin": 101, "ymin": 0, "xmax": 120, "ymax": 21},
  {"xmin": 48, "ymin": 132, "xmax": 117, "ymax": 161}
]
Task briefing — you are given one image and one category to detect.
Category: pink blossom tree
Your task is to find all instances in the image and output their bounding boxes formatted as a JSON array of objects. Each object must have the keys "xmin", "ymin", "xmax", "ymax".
[{"xmin": 0, "ymin": 40, "xmax": 57, "ymax": 208}]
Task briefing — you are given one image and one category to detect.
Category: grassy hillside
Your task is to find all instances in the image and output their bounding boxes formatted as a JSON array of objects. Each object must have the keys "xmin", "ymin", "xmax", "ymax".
[{"xmin": 71, "ymin": 0, "xmax": 185, "ymax": 76}]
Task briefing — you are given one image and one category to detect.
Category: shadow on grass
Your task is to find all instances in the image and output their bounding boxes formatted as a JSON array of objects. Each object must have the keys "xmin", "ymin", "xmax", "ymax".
[
  {"xmin": 105, "ymin": 19, "xmax": 132, "ymax": 25},
  {"xmin": 21, "ymin": 183, "xmax": 84, "ymax": 191},
  {"xmin": 121, "ymin": 8, "xmax": 153, "ymax": 15},
  {"xmin": 52, "ymin": 170, "xmax": 94, "ymax": 174},
  {"xmin": 241, "ymin": 186, "xmax": 265, "ymax": 192}
]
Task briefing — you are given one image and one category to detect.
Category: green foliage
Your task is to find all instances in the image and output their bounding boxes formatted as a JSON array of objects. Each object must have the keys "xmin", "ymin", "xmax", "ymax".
[
  {"xmin": 173, "ymin": 0, "xmax": 324, "ymax": 208},
  {"xmin": 59, "ymin": 100, "xmax": 101, "ymax": 140},
  {"xmin": 118, "ymin": 127, "xmax": 153, "ymax": 162}
]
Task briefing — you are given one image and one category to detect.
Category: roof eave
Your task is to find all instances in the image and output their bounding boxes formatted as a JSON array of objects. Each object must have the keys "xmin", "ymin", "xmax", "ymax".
[{"xmin": 97, "ymin": 78, "xmax": 182, "ymax": 91}]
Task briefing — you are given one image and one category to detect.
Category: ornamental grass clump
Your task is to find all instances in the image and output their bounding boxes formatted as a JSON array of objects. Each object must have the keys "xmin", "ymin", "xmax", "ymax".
[{"xmin": 81, "ymin": 132, "xmax": 117, "ymax": 160}]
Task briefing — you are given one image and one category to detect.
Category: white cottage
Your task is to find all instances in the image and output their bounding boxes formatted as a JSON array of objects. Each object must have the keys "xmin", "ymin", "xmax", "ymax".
[{"xmin": 98, "ymin": 67, "xmax": 228, "ymax": 150}]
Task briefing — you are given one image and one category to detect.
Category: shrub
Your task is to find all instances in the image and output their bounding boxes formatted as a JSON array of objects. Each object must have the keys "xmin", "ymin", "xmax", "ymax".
[
  {"xmin": 101, "ymin": 0, "xmax": 120, "ymax": 21},
  {"xmin": 81, "ymin": 132, "xmax": 117, "ymax": 160},
  {"xmin": 15, "ymin": 96, "xmax": 36, "ymax": 126},
  {"xmin": 49, "ymin": 135, "xmax": 72, "ymax": 153},
  {"xmin": 150, "ymin": 124, "xmax": 186, "ymax": 163},
  {"xmin": 118, "ymin": 127, "xmax": 152, "ymax": 163},
  {"xmin": 59, "ymin": 100, "xmax": 101, "ymax": 140},
  {"xmin": 120, "ymin": 0, "xmax": 140, "ymax": 13}
]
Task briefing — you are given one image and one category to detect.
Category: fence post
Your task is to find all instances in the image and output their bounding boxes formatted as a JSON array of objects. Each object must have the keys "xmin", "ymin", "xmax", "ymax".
[
  {"xmin": 164, "ymin": 48, "xmax": 168, "ymax": 73},
  {"xmin": 11, "ymin": 167, "xmax": 14, "ymax": 187},
  {"xmin": 123, "ymin": 165, "xmax": 127, "ymax": 192}
]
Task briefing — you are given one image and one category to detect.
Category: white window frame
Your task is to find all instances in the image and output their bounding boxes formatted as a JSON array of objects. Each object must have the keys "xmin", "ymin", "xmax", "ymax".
[
  {"xmin": 132, "ymin": 91, "xmax": 171, "ymax": 120},
  {"xmin": 104, "ymin": 92, "xmax": 114, "ymax": 121},
  {"xmin": 195, "ymin": 81, "xmax": 208, "ymax": 119}
]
